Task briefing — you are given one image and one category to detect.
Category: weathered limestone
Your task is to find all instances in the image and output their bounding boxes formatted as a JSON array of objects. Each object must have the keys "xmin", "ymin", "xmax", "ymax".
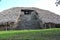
[
  {"xmin": 15, "ymin": 10, "xmax": 43, "ymax": 29},
  {"xmin": 0, "ymin": 7, "xmax": 60, "ymax": 30}
]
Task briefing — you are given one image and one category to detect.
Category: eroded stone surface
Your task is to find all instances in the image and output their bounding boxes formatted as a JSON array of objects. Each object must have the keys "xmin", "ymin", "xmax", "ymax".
[{"xmin": 16, "ymin": 11, "xmax": 42, "ymax": 29}]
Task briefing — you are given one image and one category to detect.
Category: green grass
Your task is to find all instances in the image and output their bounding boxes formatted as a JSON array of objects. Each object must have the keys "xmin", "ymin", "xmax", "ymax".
[{"xmin": 0, "ymin": 28, "xmax": 60, "ymax": 40}]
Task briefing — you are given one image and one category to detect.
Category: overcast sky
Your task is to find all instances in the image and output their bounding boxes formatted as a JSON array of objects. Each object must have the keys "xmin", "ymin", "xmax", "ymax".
[{"xmin": 0, "ymin": 0, "xmax": 60, "ymax": 15}]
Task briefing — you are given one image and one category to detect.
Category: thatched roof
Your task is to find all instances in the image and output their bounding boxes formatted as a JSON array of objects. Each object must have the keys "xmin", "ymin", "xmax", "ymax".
[{"xmin": 0, "ymin": 7, "xmax": 60, "ymax": 24}]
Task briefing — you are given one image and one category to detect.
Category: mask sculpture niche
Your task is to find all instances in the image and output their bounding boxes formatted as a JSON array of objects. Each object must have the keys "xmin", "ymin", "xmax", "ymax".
[{"xmin": 16, "ymin": 9, "xmax": 42, "ymax": 30}]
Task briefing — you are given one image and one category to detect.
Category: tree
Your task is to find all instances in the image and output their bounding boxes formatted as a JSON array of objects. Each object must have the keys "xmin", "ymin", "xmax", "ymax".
[{"xmin": 55, "ymin": 0, "xmax": 60, "ymax": 6}]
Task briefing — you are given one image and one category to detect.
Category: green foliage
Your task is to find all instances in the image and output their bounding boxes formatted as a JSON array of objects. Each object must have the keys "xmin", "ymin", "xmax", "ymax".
[{"xmin": 0, "ymin": 28, "xmax": 60, "ymax": 40}]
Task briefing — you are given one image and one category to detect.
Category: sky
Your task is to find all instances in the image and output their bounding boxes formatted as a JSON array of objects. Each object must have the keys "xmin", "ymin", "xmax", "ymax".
[{"xmin": 0, "ymin": 0, "xmax": 60, "ymax": 15}]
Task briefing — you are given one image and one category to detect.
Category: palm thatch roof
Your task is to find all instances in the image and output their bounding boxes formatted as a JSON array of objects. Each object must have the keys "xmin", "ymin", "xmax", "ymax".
[{"xmin": 0, "ymin": 7, "xmax": 60, "ymax": 24}]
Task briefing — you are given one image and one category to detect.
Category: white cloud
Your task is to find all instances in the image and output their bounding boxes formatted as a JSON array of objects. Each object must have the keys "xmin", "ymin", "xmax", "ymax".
[{"xmin": 30, "ymin": 0, "xmax": 60, "ymax": 15}]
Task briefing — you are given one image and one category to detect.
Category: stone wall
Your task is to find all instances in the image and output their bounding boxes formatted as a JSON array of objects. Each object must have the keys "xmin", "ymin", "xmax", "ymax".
[{"xmin": 15, "ymin": 10, "xmax": 43, "ymax": 29}]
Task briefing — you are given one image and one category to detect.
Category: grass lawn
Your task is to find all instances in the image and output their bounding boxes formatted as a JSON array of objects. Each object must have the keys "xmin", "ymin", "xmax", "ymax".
[{"xmin": 0, "ymin": 28, "xmax": 60, "ymax": 40}]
